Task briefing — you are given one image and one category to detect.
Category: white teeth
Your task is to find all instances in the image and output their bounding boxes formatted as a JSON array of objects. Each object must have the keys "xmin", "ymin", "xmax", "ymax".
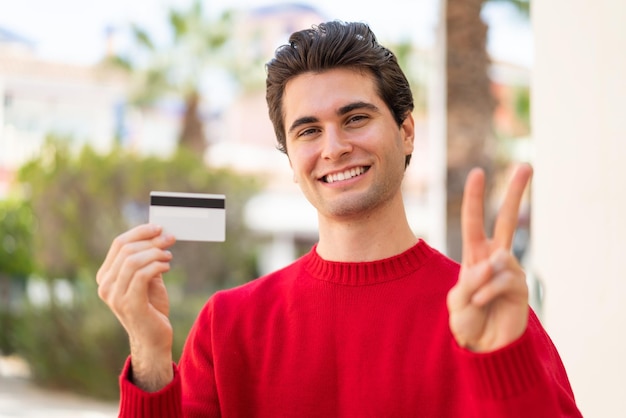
[{"xmin": 325, "ymin": 167, "xmax": 366, "ymax": 183}]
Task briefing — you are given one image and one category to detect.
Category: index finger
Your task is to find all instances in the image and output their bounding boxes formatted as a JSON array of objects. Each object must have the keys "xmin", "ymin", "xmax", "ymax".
[
  {"xmin": 493, "ymin": 164, "xmax": 533, "ymax": 250},
  {"xmin": 99, "ymin": 223, "xmax": 164, "ymax": 274},
  {"xmin": 461, "ymin": 167, "xmax": 488, "ymax": 265}
]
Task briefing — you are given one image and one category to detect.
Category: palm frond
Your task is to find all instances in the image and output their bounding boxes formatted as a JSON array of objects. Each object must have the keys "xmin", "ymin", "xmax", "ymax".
[{"xmin": 485, "ymin": 0, "xmax": 530, "ymax": 17}]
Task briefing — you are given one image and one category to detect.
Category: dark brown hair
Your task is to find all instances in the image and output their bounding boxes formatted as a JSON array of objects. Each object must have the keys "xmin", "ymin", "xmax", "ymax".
[{"xmin": 265, "ymin": 20, "xmax": 415, "ymax": 167}]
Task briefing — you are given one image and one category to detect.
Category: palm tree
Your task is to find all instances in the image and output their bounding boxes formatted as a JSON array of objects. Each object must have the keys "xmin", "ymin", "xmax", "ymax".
[
  {"xmin": 445, "ymin": 0, "xmax": 529, "ymax": 261},
  {"xmin": 105, "ymin": 0, "xmax": 234, "ymax": 157}
]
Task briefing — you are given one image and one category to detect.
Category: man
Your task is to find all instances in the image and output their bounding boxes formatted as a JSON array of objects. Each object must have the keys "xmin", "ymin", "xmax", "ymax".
[{"xmin": 97, "ymin": 21, "xmax": 581, "ymax": 417}]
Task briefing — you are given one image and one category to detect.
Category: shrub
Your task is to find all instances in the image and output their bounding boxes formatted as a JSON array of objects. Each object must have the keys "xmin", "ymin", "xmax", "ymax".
[
  {"xmin": 13, "ymin": 279, "xmax": 210, "ymax": 400},
  {"xmin": 11, "ymin": 138, "xmax": 262, "ymax": 399}
]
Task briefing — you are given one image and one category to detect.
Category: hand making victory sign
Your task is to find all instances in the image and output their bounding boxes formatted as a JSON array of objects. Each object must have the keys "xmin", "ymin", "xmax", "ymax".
[{"xmin": 447, "ymin": 163, "xmax": 534, "ymax": 352}]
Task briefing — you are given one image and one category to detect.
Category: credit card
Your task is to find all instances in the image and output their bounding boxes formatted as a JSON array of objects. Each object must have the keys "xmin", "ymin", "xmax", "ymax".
[{"xmin": 149, "ymin": 191, "xmax": 225, "ymax": 242}]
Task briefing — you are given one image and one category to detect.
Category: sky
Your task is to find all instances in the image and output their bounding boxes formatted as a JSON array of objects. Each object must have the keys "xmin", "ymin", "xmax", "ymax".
[{"xmin": 0, "ymin": 0, "xmax": 533, "ymax": 67}]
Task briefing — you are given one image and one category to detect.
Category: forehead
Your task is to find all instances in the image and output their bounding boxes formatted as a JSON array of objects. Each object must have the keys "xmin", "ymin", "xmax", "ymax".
[{"xmin": 282, "ymin": 68, "xmax": 382, "ymax": 122}]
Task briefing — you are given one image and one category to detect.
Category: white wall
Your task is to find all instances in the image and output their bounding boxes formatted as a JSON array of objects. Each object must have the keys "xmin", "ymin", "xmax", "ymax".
[{"xmin": 532, "ymin": 1, "xmax": 626, "ymax": 416}]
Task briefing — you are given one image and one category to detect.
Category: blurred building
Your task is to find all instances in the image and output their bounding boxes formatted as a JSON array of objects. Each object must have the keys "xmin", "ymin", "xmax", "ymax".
[
  {"xmin": 0, "ymin": 26, "xmax": 182, "ymax": 199},
  {"xmin": 0, "ymin": 27, "xmax": 127, "ymax": 170}
]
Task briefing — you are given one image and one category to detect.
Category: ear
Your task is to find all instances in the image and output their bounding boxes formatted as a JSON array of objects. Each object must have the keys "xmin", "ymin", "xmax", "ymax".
[{"xmin": 400, "ymin": 113, "xmax": 415, "ymax": 155}]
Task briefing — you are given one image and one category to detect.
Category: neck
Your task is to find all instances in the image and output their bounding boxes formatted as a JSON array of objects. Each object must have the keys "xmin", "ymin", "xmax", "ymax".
[{"xmin": 315, "ymin": 193, "xmax": 418, "ymax": 262}]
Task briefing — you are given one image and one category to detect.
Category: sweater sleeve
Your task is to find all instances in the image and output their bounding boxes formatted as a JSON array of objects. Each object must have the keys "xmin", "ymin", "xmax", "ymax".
[
  {"xmin": 117, "ymin": 299, "xmax": 221, "ymax": 418},
  {"xmin": 118, "ymin": 356, "xmax": 183, "ymax": 417},
  {"xmin": 457, "ymin": 310, "xmax": 582, "ymax": 418}
]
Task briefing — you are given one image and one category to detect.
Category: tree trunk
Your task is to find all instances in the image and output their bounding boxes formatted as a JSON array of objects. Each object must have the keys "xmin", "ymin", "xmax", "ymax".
[
  {"xmin": 178, "ymin": 90, "xmax": 207, "ymax": 157},
  {"xmin": 445, "ymin": 0, "xmax": 496, "ymax": 261}
]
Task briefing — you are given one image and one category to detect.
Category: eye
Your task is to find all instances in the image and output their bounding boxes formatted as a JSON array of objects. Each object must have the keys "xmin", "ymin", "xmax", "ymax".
[
  {"xmin": 297, "ymin": 126, "xmax": 320, "ymax": 138},
  {"xmin": 346, "ymin": 114, "xmax": 369, "ymax": 127}
]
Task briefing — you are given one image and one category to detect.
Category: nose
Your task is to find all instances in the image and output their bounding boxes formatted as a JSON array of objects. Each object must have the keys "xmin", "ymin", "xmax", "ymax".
[{"xmin": 320, "ymin": 127, "xmax": 352, "ymax": 160}]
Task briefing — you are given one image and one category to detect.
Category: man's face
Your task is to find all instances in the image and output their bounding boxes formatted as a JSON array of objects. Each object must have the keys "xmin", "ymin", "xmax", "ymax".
[{"xmin": 283, "ymin": 68, "xmax": 414, "ymax": 221}]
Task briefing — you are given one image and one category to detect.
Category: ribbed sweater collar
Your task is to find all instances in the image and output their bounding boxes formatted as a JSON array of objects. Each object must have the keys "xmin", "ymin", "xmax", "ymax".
[{"xmin": 303, "ymin": 239, "xmax": 437, "ymax": 286}]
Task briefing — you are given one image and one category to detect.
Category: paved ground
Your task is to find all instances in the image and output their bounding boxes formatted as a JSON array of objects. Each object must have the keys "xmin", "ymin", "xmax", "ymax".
[{"xmin": 0, "ymin": 356, "xmax": 118, "ymax": 418}]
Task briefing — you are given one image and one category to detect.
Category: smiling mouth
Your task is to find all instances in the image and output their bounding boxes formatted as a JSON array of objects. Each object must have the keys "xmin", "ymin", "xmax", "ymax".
[{"xmin": 322, "ymin": 166, "xmax": 369, "ymax": 183}]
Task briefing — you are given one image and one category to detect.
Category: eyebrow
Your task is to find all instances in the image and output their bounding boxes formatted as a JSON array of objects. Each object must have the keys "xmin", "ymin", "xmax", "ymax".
[
  {"xmin": 288, "ymin": 116, "xmax": 319, "ymax": 135},
  {"xmin": 338, "ymin": 101, "xmax": 380, "ymax": 116},
  {"xmin": 287, "ymin": 101, "xmax": 381, "ymax": 135}
]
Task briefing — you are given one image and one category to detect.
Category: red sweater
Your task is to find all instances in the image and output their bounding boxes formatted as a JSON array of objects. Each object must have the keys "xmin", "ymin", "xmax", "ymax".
[{"xmin": 119, "ymin": 240, "xmax": 581, "ymax": 417}]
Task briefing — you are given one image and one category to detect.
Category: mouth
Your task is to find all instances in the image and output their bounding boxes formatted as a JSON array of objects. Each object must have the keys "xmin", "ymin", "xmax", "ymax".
[{"xmin": 321, "ymin": 166, "xmax": 370, "ymax": 184}]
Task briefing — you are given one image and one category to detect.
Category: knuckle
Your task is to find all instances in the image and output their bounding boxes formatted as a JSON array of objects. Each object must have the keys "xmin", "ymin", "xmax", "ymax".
[
  {"xmin": 112, "ymin": 235, "xmax": 127, "ymax": 251},
  {"xmin": 497, "ymin": 272, "xmax": 515, "ymax": 290},
  {"xmin": 446, "ymin": 286, "xmax": 462, "ymax": 309},
  {"xmin": 110, "ymin": 295, "xmax": 129, "ymax": 315},
  {"xmin": 122, "ymin": 251, "xmax": 143, "ymax": 270},
  {"xmin": 132, "ymin": 265, "xmax": 151, "ymax": 282},
  {"xmin": 118, "ymin": 242, "xmax": 136, "ymax": 258},
  {"xmin": 95, "ymin": 269, "xmax": 104, "ymax": 284},
  {"xmin": 97, "ymin": 282, "xmax": 109, "ymax": 300},
  {"xmin": 446, "ymin": 290, "xmax": 455, "ymax": 308},
  {"xmin": 143, "ymin": 260, "xmax": 169, "ymax": 279}
]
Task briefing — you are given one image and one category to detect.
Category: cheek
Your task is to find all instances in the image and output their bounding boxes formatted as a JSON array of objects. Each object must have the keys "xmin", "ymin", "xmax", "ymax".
[
  {"xmin": 287, "ymin": 154, "xmax": 308, "ymax": 184},
  {"xmin": 288, "ymin": 144, "xmax": 319, "ymax": 173}
]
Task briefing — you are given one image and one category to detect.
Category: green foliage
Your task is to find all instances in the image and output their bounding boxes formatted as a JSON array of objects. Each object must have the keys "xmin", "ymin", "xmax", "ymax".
[
  {"xmin": 106, "ymin": 0, "xmax": 235, "ymax": 104},
  {"xmin": 9, "ymin": 135, "xmax": 262, "ymax": 398},
  {"xmin": 131, "ymin": 24, "xmax": 155, "ymax": 50},
  {"xmin": 0, "ymin": 309, "xmax": 18, "ymax": 354},
  {"xmin": 13, "ymin": 295, "xmax": 128, "ymax": 399},
  {"xmin": 514, "ymin": 86, "xmax": 530, "ymax": 127},
  {"xmin": 100, "ymin": 0, "xmax": 238, "ymax": 155},
  {"xmin": 17, "ymin": 135, "xmax": 262, "ymax": 286},
  {"xmin": 0, "ymin": 198, "xmax": 36, "ymax": 278},
  {"xmin": 0, "ymin": 198, "xmax": 35, "ymax": 354},
  {"xmin": 13, "ymin": 279, "xmax": 207, "ymax": 400},
  {"xmin": 389, "ymin": 39, "xmax": 429, "ymax": 114},
  {"xmin": 485, "ymin": 0, "xmax": 530, "ymax": 17}
]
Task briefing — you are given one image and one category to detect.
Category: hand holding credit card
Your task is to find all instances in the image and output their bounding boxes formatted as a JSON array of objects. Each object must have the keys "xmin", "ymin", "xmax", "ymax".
[{"xmin": 149, "ymin": 191, "xmax": 225, "ymax": 242}]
